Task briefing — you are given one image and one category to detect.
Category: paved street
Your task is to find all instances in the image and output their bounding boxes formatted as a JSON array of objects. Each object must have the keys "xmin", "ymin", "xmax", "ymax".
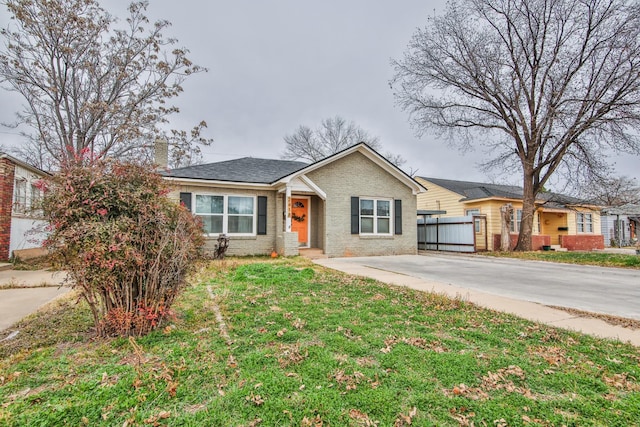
[{"xmin": 325, "ymin": 253, "xmax": 640, "ymax": 320}]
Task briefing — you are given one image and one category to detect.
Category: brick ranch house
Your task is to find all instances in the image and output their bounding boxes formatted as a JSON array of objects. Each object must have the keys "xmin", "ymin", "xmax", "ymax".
[
  {"xmin": 161, "ymin": 143, "xmax": 426, "ymax": 258},
  {"xmin": 0, "ymin": 153, "xmax": 49, "ymax": 260}
]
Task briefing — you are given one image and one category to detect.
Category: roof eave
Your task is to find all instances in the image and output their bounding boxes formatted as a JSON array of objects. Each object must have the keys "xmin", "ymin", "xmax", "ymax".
[
  {"xmin": 275, "ymin": 143, "xmax": 426, "ymax": 195},
  {"xmin": 0, "ymin": 153, "xmax": 50, "ymax": 176},
  {"xmin": 163, "ymin": 176, "xmax": 274, "ymax": 189}
]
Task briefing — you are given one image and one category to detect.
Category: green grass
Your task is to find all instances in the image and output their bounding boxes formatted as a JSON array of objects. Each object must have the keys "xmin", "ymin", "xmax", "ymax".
[
  {"xmin": 483, "ymin": 250, "xmax": 640, "ymax": 268},
  {"xmin": 1, "ymin": 257, "xmax": 639, "ymax": 426}
]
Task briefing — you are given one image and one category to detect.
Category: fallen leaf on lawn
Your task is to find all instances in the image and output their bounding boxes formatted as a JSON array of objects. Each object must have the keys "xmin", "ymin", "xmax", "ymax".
[
  {"xmin": 166, "ymin": 381, "xmax": 178, "ymax": 397},
  {"xmin": 394, "ymin": 406, "xmax": 417, "ymax": 426},
  {"xmin": 184, "ymin": 403, "xmax": 207, "ymax": 414},
  {"xmin": 301, "ymin": 415, "xmax": 323, "ymax": 426},
  {"xmin": 246, "ymin": 393, "xmax": 265, "ymax": 406},
  {"xmin": 227, "ymin": 355, "xmax": 238, "ymax": 369}
]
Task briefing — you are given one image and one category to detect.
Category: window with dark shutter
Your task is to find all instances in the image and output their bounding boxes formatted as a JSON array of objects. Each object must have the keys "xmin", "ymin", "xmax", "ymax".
[
  {"xmin": 179, "ymin": 192, "xmax": 192, "ymax": 211},
  {"xmin": 394, "ymin": 199, "xmax": 402, "ymax": 235},
  {"xmin": 351, "ymin": 197, "xmax": 359, "ymax": 234},
  {"xmin": 257, "ymin": 196, "xmax": 267, "ymax": 235}
]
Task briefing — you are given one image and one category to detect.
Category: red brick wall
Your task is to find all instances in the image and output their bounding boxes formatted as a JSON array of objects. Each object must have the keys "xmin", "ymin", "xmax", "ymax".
[
  {"xmin": 0, "ymin": 158, "xmax": 16, "ymax": 260},
  {"xmin": 559, "ymin": 235, "xmax": 605, "ymax": 251},
  {"xmin": 493, "ymin": 234, "xmax": 551, "ymax": 251}
]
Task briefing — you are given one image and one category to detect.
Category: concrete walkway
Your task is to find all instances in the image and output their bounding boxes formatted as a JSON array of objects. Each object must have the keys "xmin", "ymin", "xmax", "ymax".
[
  {"xmin": 314, "ymin": 258, "xmax": 640, "ymax": 347},
  {"xmin": 0, "ymin": 269, "xmax": 70, "ymax": 332}
]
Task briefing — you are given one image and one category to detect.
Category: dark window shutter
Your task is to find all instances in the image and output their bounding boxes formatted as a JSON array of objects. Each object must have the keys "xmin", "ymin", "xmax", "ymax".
[
  {"xmin": 257, "ymin": 196, "xmax": 267, "ymax": 235},
  {"xmin": 394, "ymin": 199, "xmax": 402, "ymax": 235},
  {"xmin": 351, "ymin": 197, "xmax": 359, "ymax": 234},
  {"xmin": 180, "ymin": 192, "xmax": 192, "ymax": 211}
]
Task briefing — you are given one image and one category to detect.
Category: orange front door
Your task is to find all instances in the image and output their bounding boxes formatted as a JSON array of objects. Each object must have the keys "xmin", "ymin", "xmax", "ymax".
[{"xmin": 291, "ymin": 198, "xmax": 309, "ymax": 247}]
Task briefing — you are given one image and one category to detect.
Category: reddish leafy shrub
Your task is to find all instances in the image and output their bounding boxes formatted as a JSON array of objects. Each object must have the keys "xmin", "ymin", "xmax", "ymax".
[{"xmin": 39, "ymin": 159, "xmax": 204, "ymax": 336}]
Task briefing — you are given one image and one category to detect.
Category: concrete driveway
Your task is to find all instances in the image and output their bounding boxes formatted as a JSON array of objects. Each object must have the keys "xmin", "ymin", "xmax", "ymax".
[
  {"xmin": 320, "ymin": 253, "xmax": 640, "ymax": 320},
  {"xmin": 0, "ymin": 270, "xmax": 70, "ymax": 332}
]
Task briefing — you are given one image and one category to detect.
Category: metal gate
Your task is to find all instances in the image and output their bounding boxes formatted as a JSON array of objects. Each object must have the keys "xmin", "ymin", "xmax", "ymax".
[{"xmin": 418, "ymin": 215, "xmax": 487, "ymax": 252}]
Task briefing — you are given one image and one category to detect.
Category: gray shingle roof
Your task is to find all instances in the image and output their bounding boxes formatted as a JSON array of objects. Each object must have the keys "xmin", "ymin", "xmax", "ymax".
[
  {"xmin": 420, "ymin": 177, "xmax": 524, "ymax": 200},
  {"xmin": 420, "ymin": 176, "xmax": 585, "ymax": 205},
  {"xmin": 601, "ymin": 204, "xmax": 640, "ymax": 215},
  {"xmin": 162, "ymin": 157, "xmax": 308, "ymax": 184}
]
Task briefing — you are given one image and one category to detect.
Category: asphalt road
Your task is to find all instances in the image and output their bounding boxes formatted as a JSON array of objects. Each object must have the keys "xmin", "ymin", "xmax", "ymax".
[{"xmin": 339, "ymin": 253, "xmax": 640, "ymax": 320}]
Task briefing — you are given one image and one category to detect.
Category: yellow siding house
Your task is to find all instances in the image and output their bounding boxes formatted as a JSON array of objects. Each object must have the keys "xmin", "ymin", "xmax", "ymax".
[{"xmin": 416, "ymin": 177, "xmax": 604, "ymax": 251}]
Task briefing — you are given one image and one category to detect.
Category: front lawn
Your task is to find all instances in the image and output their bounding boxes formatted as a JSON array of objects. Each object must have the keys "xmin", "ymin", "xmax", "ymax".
[
  {"xmin": 483, "ymin": 250, "xmax": 640, "ymax": 269},
  {"xmin": 1, "ymin": 258, "xmax": 639, "ymax": 426}
]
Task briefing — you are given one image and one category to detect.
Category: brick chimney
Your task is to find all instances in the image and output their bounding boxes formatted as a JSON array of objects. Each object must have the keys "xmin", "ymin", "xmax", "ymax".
[{"xmin": 154, "ymin": 139, "xmax": 168, "ymax": 169}]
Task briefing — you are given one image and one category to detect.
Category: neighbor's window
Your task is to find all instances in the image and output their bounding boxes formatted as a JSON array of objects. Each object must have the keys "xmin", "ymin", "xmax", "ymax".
[
  {"xmin": 510, "ymin": 209, "xmax": 522, "ymax": 233},
  {"xmin": 360, "ymin": 198, "xmax": 392, "ymax": 235},
  {"xmin": 465, "ymin": 208, "xmax": 481, "ymax": 233},
  {"xmin": 13, "ymin": 178, "xmax": 27, "ymax": 214},
  {"xmin": 30, "ymin": 183, "xmax": 42, "ymax": 214},
  {"xmin": 195, "ymin": 194, "xmax": 255, "ymax": 235},
  {"xmin": 577, "ymin": 212, "xmax": 593, "ymax": 233}
]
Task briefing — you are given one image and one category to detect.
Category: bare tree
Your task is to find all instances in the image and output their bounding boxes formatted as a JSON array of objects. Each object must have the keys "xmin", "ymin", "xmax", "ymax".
[
  {"xmin": 392, "ymin": 0, "xmax": 640, "ymax": 250},
  {"xmin": 0, "ymin": 0, "xmax": 211, "ymax": 169},
  {"xmin": 583, "ymin": 175, "xmax": 640, "ymax": 207},
  {"xmin": 282, "ymin": 115, "xmax": 405, "ymax": 167}
]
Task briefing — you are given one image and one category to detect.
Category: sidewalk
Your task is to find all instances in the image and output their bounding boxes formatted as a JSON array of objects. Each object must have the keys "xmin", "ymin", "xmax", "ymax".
[
  {"xmin": 0, "ymin": 269, "xmax": 70, "ymax": 332},
  {"xmin": 314, "ymin": 258, "xmax": 640, "ymax": 347}
]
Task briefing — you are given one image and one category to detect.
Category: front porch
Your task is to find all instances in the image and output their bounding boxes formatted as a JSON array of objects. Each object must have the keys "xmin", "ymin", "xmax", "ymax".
[
  {"xmin": 299, "ymin": 248, "xmax": 327, "ymax": 259},
  {"xmin": 275, "ymin": 176, "xmax": 326, "ymax": 257}
]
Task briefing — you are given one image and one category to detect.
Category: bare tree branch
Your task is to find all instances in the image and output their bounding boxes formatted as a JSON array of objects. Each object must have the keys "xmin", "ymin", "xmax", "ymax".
[
  {"xmin": 0, "ymin": 0, "xmax": 212, "ymax": 169},
  {"xmin": 281, "ymin": 115, "xmax": 405, "ymax": 168},
  {"xmin": 392, "ymin": 0, "xmax": 640, "ymax": 250}
]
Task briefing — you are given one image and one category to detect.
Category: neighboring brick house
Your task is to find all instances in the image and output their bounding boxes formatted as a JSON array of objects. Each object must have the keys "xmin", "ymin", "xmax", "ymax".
[
  {"xmin": 162, "ymin": 143, "xmax": 425, "ymax": 257},
  {"xmin": 416, "ymin": 177, "xmax": 604, "ymax": 251},
  {"xmin": 0, "ymin": 153, "xmax": 49, "ymax": 260}
]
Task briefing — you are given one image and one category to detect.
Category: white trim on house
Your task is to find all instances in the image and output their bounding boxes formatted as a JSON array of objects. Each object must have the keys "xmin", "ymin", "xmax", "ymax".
[
  {"xmin": 276, "ymin": 143, "xmax": 426, "ymax": 196},
  {"xmin": 298, "ymin": 176, "xmax": 326, "ymax": 200},
  {"xmin": 0, "ymin": 153, "xmax": 49, "ymax": 177},
  {"xmin": 163, "ymin": 177, "xmax": 273, "ymax": 190},
  {"xmin": 163, "ymin": 144, "xmax": 425, "ymax": 198},
  {"xmin": 192, "ymin": 192, "xmax": 258, "ymax": 237}
]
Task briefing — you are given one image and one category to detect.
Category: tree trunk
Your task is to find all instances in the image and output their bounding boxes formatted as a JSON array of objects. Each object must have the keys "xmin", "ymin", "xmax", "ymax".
[
  {"xmin": 500, "ymin": 203, "xmax": 513, "ymax": 251},
  {"xmin": 514, "ymin": 172, "xmax": 536, "ymax": 251}
]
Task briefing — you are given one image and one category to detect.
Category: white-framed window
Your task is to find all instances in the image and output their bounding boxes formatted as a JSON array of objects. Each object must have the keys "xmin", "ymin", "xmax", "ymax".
[
  {"xmin": 510, "ymin": 209, "xmax": 522, "ymax": 233},
  {"xmin": 13, "ymin": 178, "xmax": 27, "ymax": 214},
  {"xmin": 577, "ymin": 212, "xmax": 593, "ymax": 233},
  {"xmin": 30, "ymin": 183, "xmax": 42, "ymax": 212},
  {"xmin": 360, "ymin": 198, "xmax": 392, "ymax": 235},
  {"xmin": 195, "ymin": 194, "xmax": 256, "ymax": 235},
  {"xmin": 465, "ymin": 208, "xmax": 481, "ymax": 233}
]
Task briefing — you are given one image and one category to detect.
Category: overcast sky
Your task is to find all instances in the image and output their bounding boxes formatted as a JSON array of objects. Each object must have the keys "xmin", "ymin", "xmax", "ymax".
[{"xmin": 1, "ymin": 1, "xmax": 638, "ymax": 188}]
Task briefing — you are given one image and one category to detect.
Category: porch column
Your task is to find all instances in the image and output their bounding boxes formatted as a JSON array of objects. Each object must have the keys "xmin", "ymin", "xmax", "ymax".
[{"xmin": 285, "ymin": 185, "xmax": 292, "ymax": 232}]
